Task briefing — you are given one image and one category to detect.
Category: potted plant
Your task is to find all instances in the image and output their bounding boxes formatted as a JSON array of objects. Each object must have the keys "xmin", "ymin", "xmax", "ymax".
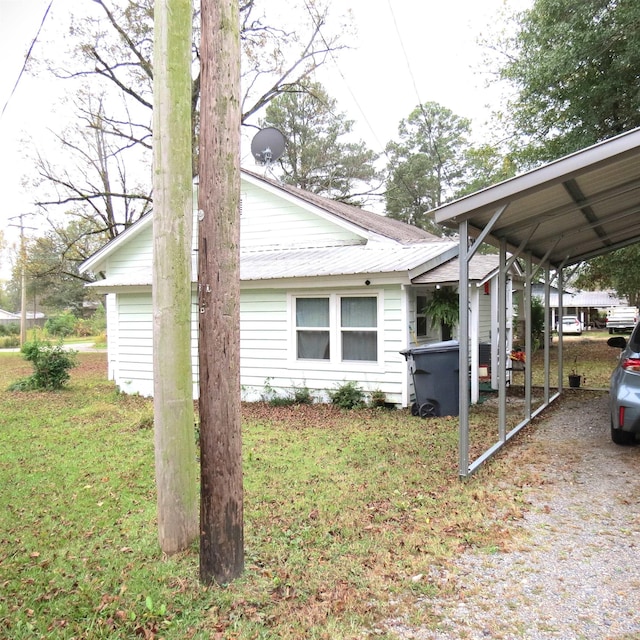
[
  {"xmin": 568, "ymin": 357, "xmax": 583, "ymax": 388},
  {"xmin": 422, "ymin": 286, "xmax": 459, "ymax": 341},
  {"xmin": 509, "ymin": 348, "xmax": 526, "ymax": 371}
]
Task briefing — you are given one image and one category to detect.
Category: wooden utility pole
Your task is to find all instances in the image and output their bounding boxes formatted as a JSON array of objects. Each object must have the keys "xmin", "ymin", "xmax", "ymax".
[
  {"xmin": 8, "ymin": 214, "xmax": 36, "ymax": 345},
  {"xmin": 198, "ymin": 0, "xmax": 244, "ymax": 583},
  {"xmin": 151, "ymin": 0, "xmax": 198, "ymax": 554}
]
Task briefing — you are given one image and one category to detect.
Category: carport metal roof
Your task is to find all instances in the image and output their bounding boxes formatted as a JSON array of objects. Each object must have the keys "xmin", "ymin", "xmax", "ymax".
[
  {"xmin": 434, "ymin": 127, "xmax": 640, "ymax": 269},
  {"xmin": 430, "ymin": 127, "xmax": 640, "ymax": 477}
]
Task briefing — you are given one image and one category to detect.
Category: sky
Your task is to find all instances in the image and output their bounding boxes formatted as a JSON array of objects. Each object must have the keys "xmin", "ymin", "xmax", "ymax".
[{"xmin": 0, "ymin": 0, "xmax": 532, "ymax": 278}]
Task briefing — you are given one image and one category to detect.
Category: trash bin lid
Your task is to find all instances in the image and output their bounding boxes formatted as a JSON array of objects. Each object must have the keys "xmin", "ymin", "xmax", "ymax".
[{"xmin": 400, "ymin": 340, "xmax": 459, "ymax": 357}]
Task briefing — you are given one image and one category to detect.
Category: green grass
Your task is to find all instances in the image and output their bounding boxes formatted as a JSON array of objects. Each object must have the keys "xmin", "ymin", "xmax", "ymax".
[{"xmin": 0, "ymin": 336, "xmax": 616, "ymax": 639}]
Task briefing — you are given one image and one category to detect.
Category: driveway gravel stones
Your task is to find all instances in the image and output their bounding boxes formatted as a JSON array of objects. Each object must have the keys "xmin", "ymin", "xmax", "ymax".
[{"xmin": 385, "ymin": 393, "xmax": 640, "ymax": 640}]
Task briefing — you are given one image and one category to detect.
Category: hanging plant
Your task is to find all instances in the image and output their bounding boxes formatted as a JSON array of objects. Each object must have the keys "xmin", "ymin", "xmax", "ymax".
[{"xmin": 422, "ymin": 286, "xmax": 459, "ymax": 330}]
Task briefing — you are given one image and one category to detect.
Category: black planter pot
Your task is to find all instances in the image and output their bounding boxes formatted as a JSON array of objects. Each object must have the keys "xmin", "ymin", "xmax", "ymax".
[{"xmin": 568, "ymin": 374, "xmax": 581, "ymax": 388}]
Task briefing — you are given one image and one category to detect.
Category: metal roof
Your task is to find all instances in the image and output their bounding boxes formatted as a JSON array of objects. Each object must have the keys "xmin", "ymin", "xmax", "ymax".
[
  {"xmin": 433, "ymin": 127, "xmax": 640, "ymax": 268},
  {"xmin": 88, "ymin": 242, "xmax": 459, "ymax": 290},
  {"xmin": 239, "ymin": 242, "xmax": 457, "ymax": 281}
]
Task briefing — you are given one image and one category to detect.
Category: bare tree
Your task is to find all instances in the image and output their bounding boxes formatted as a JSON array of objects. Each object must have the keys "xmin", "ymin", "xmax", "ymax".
[{"xmin": 30, "ymin": 91, "xmax": 152, "ymax": 240}]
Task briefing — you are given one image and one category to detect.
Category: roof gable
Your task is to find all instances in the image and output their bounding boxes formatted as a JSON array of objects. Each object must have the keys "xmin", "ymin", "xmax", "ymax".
[{"xmin": 81, "ymin": 169, "xmax": 451, "ymax": 280}]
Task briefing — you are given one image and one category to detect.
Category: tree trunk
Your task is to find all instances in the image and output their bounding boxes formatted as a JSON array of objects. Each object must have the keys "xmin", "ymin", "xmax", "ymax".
[
  {"xmin": 151, "ymin": 0, "xmax": 198, "ymax": 554},
  {"xmin": 198, "ymin": 0, "xmax": 244, "ymax": 583}
]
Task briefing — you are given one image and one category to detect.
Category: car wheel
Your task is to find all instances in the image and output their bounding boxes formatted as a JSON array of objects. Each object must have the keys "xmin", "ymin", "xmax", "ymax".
[{"xmin": 611, "ymin": 421, "xmax": 636, "ymax": 445}]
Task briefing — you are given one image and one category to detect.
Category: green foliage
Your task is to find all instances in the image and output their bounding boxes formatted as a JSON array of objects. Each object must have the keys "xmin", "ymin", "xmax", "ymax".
[
  {"xmin": 576, "ymin": 245, "xmax": 640, "ymax": 307},
  {"xmin": 8, "ymin": 340, "xmax": 78, "ymax": 391},
  {"xmin": 261, "ymin": 80, "xmax": 380, "ymax": 204},
  {"xmin": 328, "ymin": 380, "xmax": 365, "ymax": 409},
  {"xmin": 422, "ymin": 287, "xmax": 459, "ymax": 331},
  {"xmin": 369, "ymin": 389, "xmax": 388, "ymax": 408},
  {"xmin": 497, "ymin": 0, "xmax": 640, "ymax": 163},
  {"xmin": 0, "ymin": 335, "xmax": 20, "ymax": 349},
  {"xmin": 45, "ymin": 311, "xmax": 78, "ymax": 338},
  {"xmin": 384, "ymin": 102, "xmax": 472, "ymax": 232},
  {"xmin": 531, "ymin": 296, "xmax": 546, "ymax": 351},
  {"xmin": 493, "ymin": 0, "xmax": 640, "ymax": 310},
  {"xmin": 0, "ymin": 322, "xmax": 20, "ymax": 336},
  {"xmin": 267, "ymin": 384, "xmax": 315, "ymax": 407}
]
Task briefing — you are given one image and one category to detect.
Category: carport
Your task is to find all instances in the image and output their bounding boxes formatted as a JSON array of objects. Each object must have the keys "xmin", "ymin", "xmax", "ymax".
[{"xmin": 432, "ymin": 127, "xmax": 640, "ymax": 477}]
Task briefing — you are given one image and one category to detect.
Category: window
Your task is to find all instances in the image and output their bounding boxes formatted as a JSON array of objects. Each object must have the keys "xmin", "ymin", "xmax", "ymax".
[
  {"xmin": 416, "ymin": 295, "xmax": 428, "ymax": 338},
  {"xmin": 294, "ymin": 295, "xmax": 379, "ymax": 363},
  {"xmin": 296, "ymin": 298, "xmax": 330, "ymax": 360},
  {"xmin": 341, "ymin": 297, "xmax": 377, "ymax": 361}
]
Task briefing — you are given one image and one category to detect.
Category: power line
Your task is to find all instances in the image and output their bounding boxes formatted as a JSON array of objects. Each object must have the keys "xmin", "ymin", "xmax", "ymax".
[{"xmin": 1, "ymin": 0, "xmax": 54, "ymax": 121}]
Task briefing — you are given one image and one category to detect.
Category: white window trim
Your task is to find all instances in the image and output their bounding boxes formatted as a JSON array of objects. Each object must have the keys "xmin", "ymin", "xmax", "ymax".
[{"xmin": 288, "ymin": 291, "xmax": 384, "ymax": 371}]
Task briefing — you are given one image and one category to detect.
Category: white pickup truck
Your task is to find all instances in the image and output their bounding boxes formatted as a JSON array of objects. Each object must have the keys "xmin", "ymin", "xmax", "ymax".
[{"xmin": 606, "ymin": 306, "xmax": 639, "ymax": 334}]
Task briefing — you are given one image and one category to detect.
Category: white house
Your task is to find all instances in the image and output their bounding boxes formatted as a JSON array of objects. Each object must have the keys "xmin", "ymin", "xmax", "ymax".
[{"xmin": 80, "ymin": 169, "xmax": 505, "ymax": 408}]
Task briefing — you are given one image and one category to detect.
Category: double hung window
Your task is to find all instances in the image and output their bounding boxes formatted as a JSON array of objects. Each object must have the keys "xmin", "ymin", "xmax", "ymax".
[{"xmin": 295, "ymin": 295, "xmax": 378, "ymax": 363}]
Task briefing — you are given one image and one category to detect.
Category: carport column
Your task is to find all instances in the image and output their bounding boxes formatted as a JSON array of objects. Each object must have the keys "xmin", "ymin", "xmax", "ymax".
[
  {"xmin": 543, "ymin": 264, "xmax": 551, "ymax": 403},
  {"xmin": 558, "ymin": 270, "xmax": 564, "ymax": 390},
  {"xmin": 524, "ymin": 253, "xmax": 532, "ymax": 419},
  {"xmin": 498, "ymin": 238, "xmax": 508, "ymax": 442},
  {"xmin": 470, "ymin": 284, "xmax": 480, "ymax": 405},
  {"xmin": 458, "ymin": 220, "xmax": 470, "ymax": 477}
]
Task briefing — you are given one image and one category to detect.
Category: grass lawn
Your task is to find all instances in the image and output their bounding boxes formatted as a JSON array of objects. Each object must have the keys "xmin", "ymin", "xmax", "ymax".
[{"xmin": 0, "ymin": 334, "xmax": 617, "ymax": 639}]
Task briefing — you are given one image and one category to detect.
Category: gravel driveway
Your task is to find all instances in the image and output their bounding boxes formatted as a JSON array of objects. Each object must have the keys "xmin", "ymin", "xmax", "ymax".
[{"xmin": 386, "ymin": 392, "xmax": 640, "ymax": 640}]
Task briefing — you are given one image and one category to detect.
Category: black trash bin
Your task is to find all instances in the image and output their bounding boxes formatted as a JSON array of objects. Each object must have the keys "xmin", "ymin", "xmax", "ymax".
[{"xmin": 400, "ymin": 340, "xmax": 460, "ymax": 418}]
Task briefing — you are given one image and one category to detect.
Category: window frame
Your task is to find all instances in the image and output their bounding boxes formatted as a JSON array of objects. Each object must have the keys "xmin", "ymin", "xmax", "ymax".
[{"xmin": 290, "ymin": 292, "xmax": 383, "ymax": 369}]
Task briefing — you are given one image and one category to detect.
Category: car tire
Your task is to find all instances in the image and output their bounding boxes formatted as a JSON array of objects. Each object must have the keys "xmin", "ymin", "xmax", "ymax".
[{"xmin": 611, "ymin": 421, "xmax": 636, "ymax": 445}]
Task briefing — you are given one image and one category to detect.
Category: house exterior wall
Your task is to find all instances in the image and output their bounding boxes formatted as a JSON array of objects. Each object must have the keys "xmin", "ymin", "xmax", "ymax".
[
  {"xmin": 105, "ymin": 283, "xmax": 411, "ymax": 406},
  {"xmin": 104, "ymin": 227, "xmax": 154, "ymax": 277},
  {"xmin": 240, "ymin": 181, "xmax": 364, "ymax": 250}
]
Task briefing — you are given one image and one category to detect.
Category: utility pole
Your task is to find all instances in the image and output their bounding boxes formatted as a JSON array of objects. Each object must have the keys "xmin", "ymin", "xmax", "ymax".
[
  {"xmin": 198, "ymin": 0, "xmax": 244, "ymax": 584},
  {"xmin": 8, "ymin": 214, "xmax": 36, "ymax": 345},
  {"xmin": 151, "ymin": 0, "xmax": 199, "ymax": 554}
]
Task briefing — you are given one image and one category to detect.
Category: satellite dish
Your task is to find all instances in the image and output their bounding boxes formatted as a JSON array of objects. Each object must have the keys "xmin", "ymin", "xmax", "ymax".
[{"xmin": 251, "ymin": 127, "xmax": 286, "ymax": 166}]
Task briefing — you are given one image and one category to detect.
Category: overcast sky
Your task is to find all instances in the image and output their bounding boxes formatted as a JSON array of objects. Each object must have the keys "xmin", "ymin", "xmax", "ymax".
[{"xmin": 0, "ymin": 0, "xmax": 532, "ymax": 277}]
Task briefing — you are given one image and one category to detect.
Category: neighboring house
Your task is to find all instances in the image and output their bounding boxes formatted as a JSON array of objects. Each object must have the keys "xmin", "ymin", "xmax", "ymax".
[
  {"xmin": 531, "ymin": 285, "xmax": 627, "ymax": 328},
  {"xmin": 0, "ymin": 309, "xmax": 46, "ymax": 328},
  {"xmin": 80, "ymin": 169, "xmax": 506, "ymax": 407}
]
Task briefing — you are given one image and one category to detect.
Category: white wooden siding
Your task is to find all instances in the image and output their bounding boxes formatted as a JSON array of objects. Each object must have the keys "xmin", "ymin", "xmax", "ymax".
[
  {"xmin": 113, "ymin": 293, "xmax": 154, "ymax": 397},
  {"xmin": 238, "ymin": 286, "xmax": 407, "ymax": 404},
  {"xmin": 106, "ymin": 227, "xmax": 153, "ymax": 277},
  {"xmin": 106, "ymin": 293, "xmax": 118, "ymax": 382},
  {"xmin": 240, "ymin": 182, "xmax": 364, "ymax": 250}
]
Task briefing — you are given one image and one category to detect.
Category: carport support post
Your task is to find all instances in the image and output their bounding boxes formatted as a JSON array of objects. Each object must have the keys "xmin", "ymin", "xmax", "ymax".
[
  {"xmin": 543, "ymin": 265, "xmax": 551, "ymax": 403},
  {"xmin": 524, "ymin": 253, "xmax": 532, "ymax": 419},
  {"xmin": 558, "ymin": 270, "xmax": 564, "ymax": 389},
  {"xmin": 458, "ymin": 220, "xmax": 470, "ymax": 477},
  {"xmin": 498, "ymin": 238, "xmax": 508, "ymax": 442}
]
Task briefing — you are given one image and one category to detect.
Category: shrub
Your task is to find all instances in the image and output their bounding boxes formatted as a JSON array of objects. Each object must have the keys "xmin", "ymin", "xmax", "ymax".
[
  {"xmin": 0, "ymin": 323, "xmax": 20, "ymax": 336},
  {"xmin": 8, "ymin": 340, "xmax": 78, "ymax": 391},
  {"xmin": 369, "ymin": 389, "xmax": 388, "ymax": 408},
  {"xmin": 0, "ymin": 335, "xmax": 20, "ymax": 349},
  {"xmin": 329, "ymin": 381, "xmax": 365, "ymax": 410},
  {"xmin": 268, "ymin": 384, "xmax": 315, "ymax": 407},
  {"xmin": 45, "ymin": 312, "xmax": 78, "ymax": 338}
]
